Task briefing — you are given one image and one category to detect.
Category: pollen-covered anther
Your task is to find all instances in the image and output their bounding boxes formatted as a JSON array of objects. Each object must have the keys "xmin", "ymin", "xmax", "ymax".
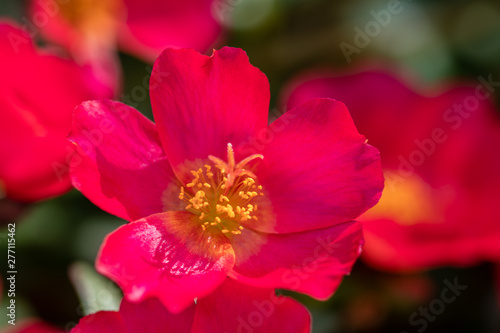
[{"xmin": 178, "ymin": 143, "xmax": 265, "ymax": 236}]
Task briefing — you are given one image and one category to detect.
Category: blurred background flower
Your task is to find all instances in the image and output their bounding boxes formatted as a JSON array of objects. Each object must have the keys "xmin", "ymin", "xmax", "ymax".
[
  {"xmin": 27, "ymin": 0, "xmax": 224, "ymax": 100},
  {"xmin": 0, "ymin": 21, "xmax": 113, "ymax": 204},
  {"xmin": 1, "ymin": 0, "xmax": 500, "ymax": 332},
  {"xmin": 283, "ymin": 68, "xmax": 500, "ymax": 270}
]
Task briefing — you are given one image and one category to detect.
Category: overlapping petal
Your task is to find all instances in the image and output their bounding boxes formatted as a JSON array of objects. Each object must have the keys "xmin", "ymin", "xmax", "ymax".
[
  {"xmin": 96, "ymin": 211, "xmax": 235, "ymax": 313},
  {"xmin": 252, "ymin": 99, "xmax": 383, "ymax": 233},
  {"xmin": 72, "ymin": 280, "xmax": 311, "ymax": 333},
  {"xmin": 191, "ymin": 279, "xmax": 311, "ymax": 333},
  {"xmin": 69, "ymin": 100, "xmax": 175, "ymax": 221},
  {"xmin": 72, "ymin": 299, "xmax": 194, "ymax": 333},
  {"xmin": 230, "ymin": 221, "xmax": 363, "ymax": 300},
  {"xmin": 150, "ymin": 47, "xmax": 270, "ymax": 178}
]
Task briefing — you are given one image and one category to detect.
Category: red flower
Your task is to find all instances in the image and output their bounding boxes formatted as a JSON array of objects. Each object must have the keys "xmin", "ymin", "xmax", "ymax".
[
  {"xmin": 29, "ymin": 0, "xmax": 222, "ymax": 62},
  {"xmin": 71, "ymin": 279, "xmax": 311, "ymax": 333},
  {"xmin": 0, "ymin": 22, "xmax": 112, "ymax": 202},
  {"xmin": 283, "ymin": 68, "xmax": 500, "ymax": 271},
  {"xmin": 1, "ymin": 319, "xmax": 64, "ymax": 333},
  {"xmin": 69, "ymin": 47, "xmax": 383, "ymax": 312}
]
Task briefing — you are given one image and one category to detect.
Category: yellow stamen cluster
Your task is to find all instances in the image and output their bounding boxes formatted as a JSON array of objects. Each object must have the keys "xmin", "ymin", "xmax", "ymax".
[{"xmin": 178, "ymin": 143, "xmax": 264, "ymax": 235}]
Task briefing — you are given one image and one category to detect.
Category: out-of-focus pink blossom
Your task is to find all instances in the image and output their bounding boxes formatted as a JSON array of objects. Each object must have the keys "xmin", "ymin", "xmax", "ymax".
[
  {"xmin": 0, "ymin": 21, "xmax": 113, "ymax": 202},
  {"xmin": 283, "ymin": 68, "xmax": 500, "ymax": 271},
  {"xmin": 29, "ymin": 0, "xmax": 222, "ymax": 62},
  {"xmin": 0, "ymin": 319, "xmax": 64, "ymax": 333}
]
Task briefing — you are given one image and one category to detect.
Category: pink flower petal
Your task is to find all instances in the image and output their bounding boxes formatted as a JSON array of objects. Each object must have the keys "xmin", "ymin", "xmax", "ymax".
[
  {"xmin": 252, "ymin": 98, "xmax": 383, "ymax": 233},
  {"xmin": 230, "ymin": 221, "xmax": 363, "ymax": 300},
  {"xmin": 69, "ymin": 100, "xmax": 175, "ymax": 221},
  {"xmin": 362, "ymin": 218, "xmax": 500, "ymax": 271},
  {"xmin": 71, "ymin": 312, "xmax": 126, "ymax": 333},
  {"xmin": 28, "ymin": 0, "xmax": 122, "ymax": 96},
  {"xmin": 0, "ymin": 133, "xmax": 71, "ymax": 202},
  {"xmin": 283, "ymin": 69, "xmax": 420, "ymax": 159},
  {"xmin": 119, "ymin": 298, "xmax": 195, "ymax": 332},
  {"xmin": 284, "ymin": 70, "xmax": 486, "ymax": 179},
  {"xmin": 96, "ymin": 211, "xmax": 235, "ymax": 313},
  {"xmin": 0, "ymin": 22, "xmax": 111, "ymax": 202},
  {"xmin": 72, "ymin": 299, "xmax": 193, "ymax": 333},
  {"xmin": 284, "ymin": 69, "xmax": 500, "ymax": 269},
  {"xmin": 192, "ymin": 279, "xmax": 311, "ymax": 333},
  {"xmin": 119, "ymin": 0, "xmax": 222, "ymax": 61},
  {"xmin": 3, "ymin": 319, "xmax": 64, "ymax": 333},
  {"xmin": 150, "ymin": 47, "xmax": 269, "ymax": 179},
  {"xmin": 72, "ymin": 299, "xmax": 195, "ymax": 332},
  {"xmin": 73, "ymin": 281, "xmax": 310, "ymax": 333}
]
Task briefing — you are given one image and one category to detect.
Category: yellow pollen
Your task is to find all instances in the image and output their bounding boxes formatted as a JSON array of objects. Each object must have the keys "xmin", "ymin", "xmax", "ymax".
[{"xmin": 178, "ymin": 143, "xmax": 265, "ymax": 236}]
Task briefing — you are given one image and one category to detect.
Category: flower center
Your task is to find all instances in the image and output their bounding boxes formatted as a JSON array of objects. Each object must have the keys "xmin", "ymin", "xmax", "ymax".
[{"xmin": 178, "ymin": 143, "xmax": 264, "ymax": 235}]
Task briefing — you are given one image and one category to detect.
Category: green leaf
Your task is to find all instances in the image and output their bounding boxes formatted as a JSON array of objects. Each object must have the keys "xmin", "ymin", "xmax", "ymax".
[{"xmin": 68, "ymin": 261, "xmax": 122, "ymax": 315}]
